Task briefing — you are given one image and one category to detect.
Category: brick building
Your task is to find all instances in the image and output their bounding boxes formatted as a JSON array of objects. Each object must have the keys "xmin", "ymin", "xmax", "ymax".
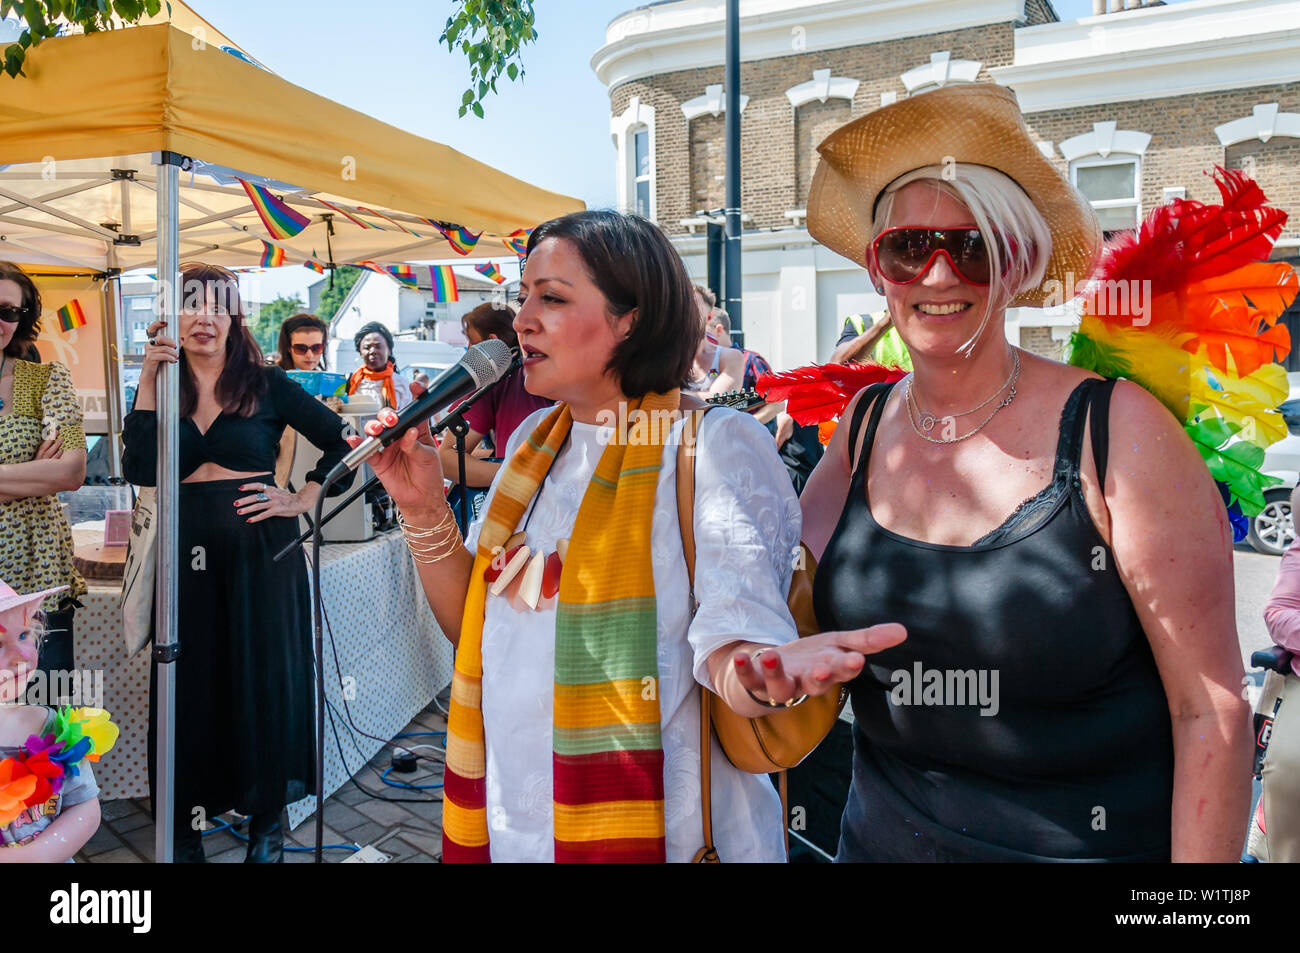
[{"xmin": 592, "ymin": 0, "xmax": 1300, "ymax": 368}]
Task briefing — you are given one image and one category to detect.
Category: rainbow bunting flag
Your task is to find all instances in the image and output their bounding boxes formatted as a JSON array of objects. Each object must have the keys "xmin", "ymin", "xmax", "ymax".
[
  {"xmin": 356, "ymin": 260, "xmax": 388, "ymax": 275},
  {"xmin": 317, "ymin": 199, "xmax": 378, "ymax": 230},
  {"xmin": 386, "ymin": 264, "xmax": 418, "ymax": 287},
  {"xmin": 259, "ymin": 241, "xmax": 286, "ymax": 268},
  {"xmin": 502, "ymin": 228, "xmax": 532, "ymax": 256},
  {"xmin": 359, "ymin": 207, "xmax": 421, "ymax": 236},
  {"xmin": 56, "ymin": 299, "xmax": 87, "ymax": 332},
  {"xmin": 239, "ymin": 180, "xmax": 310, "ymax": 240},
  {"xmin": 430, "ymin": 265, "xmax": 459, "ymax": 302},
  {"xmin": 424, "ymin": 220, "xmax": 482, "ymax": 255},
  {"xmin": 474, "ymin": 262, "xmax": 506, "ymax": 284},
  {"xmin": 303, "ymin": 259, "xmax": 327, "ymax": 274}
]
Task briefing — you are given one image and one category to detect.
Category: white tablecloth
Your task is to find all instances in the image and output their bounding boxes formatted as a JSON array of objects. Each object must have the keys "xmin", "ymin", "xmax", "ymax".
[{"xmin": 74, "ymin": 530, "xmax": 453, "ymax": 828}]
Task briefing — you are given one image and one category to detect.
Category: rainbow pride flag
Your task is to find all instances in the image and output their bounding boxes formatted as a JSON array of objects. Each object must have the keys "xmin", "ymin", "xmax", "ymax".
[
  {"xmin": 424, "ymin": 220, "xmax": 482, "ymax": 255},
  {"xmin": 430, "ymin": 265, "xmax": 459, "ymax": 302},
  {"xmin": 502, "ymin": 228, "xmax": 532, "ymax": 256},
  {"xmin": 474, "ymin": 262, "xmax": 506, "ymax": 284},
  {"xmin": 386, "ymin": 264, "xmax": 418, "ymax": 287},
  {"xmin": 259, "ymin": 241, "xmax": 286, "ymax": 268},
  {"xmin": 56, "ymin": 299, "xmax": 87, "ymax": 332},
  {"xmin": 240, "ymin": 180, "xmax": 310, "ymax": 240},
  {"xmin": 357, "ymin": 207, "xmax": 421, "ymax": 236},
  {"xmin": 317, "ymin": 199, "xmax": 378, "ymax": 230},
  {"xmin": 303, "ymin": 259, "xmax": 327, "ymax": 274},
  {"xmin": 356, "ymin": 260, "xmax": 388, "ymax": 275}
]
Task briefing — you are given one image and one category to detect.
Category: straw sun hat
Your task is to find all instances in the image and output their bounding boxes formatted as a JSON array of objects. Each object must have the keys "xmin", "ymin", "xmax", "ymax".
[{"xmin": 806, "ymin": 83, "xmax": 1101, "ymax": 307}]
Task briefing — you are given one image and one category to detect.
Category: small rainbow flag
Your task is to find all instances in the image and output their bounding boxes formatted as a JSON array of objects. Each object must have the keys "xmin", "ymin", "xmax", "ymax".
[
  {"xmin": 386, "ymin": 264, "xmax": 418, "ymax": 287},
  {"xmin": 359, "ymin": 207, "xmax": 421, "ymax": 236},
  {"xmin": 474, "ymin": 262, "xmax": 506, "ymax": 284},
  {"xmin": 356, "ymin": 260, "xmax": 388, "ymax": 275},
  {"xmin": 430, "ymin": 265, "xmax": 459, "ymax": 302},
  {"xmin": 424, "ymin": 220, "xmax": 482, "ymax": 255},
  {"xmin": 259, "ymin": 241, "xmax": 286, "ymax": 268},
  {"xmin": 56, "ymin": 299, "xmax": 87, "ymax": 332},
  {"xmin": 303, "ymin": 259, "xmax": 327, "ymax": 274},
  {"xmin": 502, "ymin": 228, "xmax": 532, "ymax": 256},
  {"xmin": 239, "ymin": 179, "xmax": 310, "ymax": 240},
  {"xmin": 317, "ymin": 199, "xmax": 378, "ymax": 230}
]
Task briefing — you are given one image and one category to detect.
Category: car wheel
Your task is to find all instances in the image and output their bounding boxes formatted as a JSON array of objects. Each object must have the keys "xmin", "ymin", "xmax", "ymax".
[{"xmin": 1248, "ymin": 487, "xmax": 1296, "ymax": 556}]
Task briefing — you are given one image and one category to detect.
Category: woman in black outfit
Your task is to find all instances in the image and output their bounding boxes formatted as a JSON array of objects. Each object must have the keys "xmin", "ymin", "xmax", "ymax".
[
  {"xmin": 121, "ymin": 263, "xmax": 353, "ymax": 862},
  {"xmin": 794, "ymin": 85, "xmax": 1251, "ymax": 861}
]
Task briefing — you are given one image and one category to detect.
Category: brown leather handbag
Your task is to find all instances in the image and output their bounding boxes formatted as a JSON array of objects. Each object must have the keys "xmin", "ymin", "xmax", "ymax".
[{"xmin": 677, "ymin": 408, "xmax": 847, "ymax": 861}]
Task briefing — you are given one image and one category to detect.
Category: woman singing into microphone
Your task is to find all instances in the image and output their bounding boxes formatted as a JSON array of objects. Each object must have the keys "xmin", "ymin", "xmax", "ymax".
[{"xmin": 361, "ymin": 211, "xmax": 904, "ymax": 862}]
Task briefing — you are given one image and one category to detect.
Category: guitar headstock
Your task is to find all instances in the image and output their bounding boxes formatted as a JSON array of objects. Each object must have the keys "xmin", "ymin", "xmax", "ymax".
[{"xmin": 704, "ymin": 388, "xmax": 766, "ymax": 413}]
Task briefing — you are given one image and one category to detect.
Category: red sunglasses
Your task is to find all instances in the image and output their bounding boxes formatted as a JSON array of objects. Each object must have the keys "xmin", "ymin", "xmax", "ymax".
[{"xmin": 871, "ymin": 227, "xmax": 1009, "ymax": 287}]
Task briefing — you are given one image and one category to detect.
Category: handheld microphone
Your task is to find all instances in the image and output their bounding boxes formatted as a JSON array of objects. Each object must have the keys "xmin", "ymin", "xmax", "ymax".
[{"xmin": 327, "ymin": 338, "xmax": 513, "ymax": 483}]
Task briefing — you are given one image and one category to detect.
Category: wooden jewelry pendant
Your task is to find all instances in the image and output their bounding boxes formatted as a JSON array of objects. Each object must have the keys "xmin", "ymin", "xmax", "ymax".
[{"xmin": 484, "ymin": 533, "xmax": 568, "ymax": 611}]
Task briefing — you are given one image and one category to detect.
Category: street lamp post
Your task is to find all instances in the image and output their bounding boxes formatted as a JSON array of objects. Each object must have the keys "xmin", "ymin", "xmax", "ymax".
[{"xmin": 724, "ymin": 0, "xmax": 743, "ymax": 348}]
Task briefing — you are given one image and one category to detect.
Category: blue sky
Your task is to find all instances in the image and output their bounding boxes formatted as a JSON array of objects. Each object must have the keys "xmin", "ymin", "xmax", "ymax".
[
  {"xmin": 194, "ymin": 0, "xmax": 1165, "ymax": 212},
  {"xmin": 184, "ymin": 0, "xmax": 1177, "ymax": 298}
]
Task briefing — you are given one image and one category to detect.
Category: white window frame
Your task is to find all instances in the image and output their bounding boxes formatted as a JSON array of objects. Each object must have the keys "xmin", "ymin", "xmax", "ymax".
[
  {"xmin": 901, "ymin": 51, "xmax": 982, "ymax": 95},
  {"xmin": 1070, "ymin": 154, "xmax": 1142, "ymax": 232},
  {"xmin": 611, "ymin": 96, "xmax": 657, "ymax": 221},
  {"xmin": 631, "ymin": 126, "xmax": 652, "ymax": 219}
]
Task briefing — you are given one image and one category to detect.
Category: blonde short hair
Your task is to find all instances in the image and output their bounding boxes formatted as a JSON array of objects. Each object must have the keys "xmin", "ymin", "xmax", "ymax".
[{"xmin": 872, "ymin": 164, "xmax": 1052, "ymax": 354}]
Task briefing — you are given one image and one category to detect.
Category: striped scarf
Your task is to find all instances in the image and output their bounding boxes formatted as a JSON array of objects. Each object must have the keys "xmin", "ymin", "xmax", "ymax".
[{"xmin": 443, "ymin": 391, "xmax": 679, "ymax": 863}]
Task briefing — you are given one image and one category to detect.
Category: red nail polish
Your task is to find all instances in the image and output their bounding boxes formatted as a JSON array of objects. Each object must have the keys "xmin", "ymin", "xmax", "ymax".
[
  {"xmin": 762, "ymin": 655, "xmax": 779, "ymax": 670},
  {"xmin": 364, "ymin": 420, "xmax": 384, "ymax": 437},
  {"xmin": 734, "ymin": 656, "xmax": 746, "ymax": 667}
]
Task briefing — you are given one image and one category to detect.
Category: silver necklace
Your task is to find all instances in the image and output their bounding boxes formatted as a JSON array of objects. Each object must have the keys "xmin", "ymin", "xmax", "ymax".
[{"xmin": 906, "ymin": 350, "xmax": 1020, "ymax": 445}]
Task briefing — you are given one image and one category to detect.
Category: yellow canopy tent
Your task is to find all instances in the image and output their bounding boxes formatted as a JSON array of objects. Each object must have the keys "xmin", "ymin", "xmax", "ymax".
[
  {"xmin": 0, "ymin": 22, "xmax": 580, "ymax": 270},
  {"xmin": 0, "ymin": 13, "xmax": 581, "ymax": 863}
]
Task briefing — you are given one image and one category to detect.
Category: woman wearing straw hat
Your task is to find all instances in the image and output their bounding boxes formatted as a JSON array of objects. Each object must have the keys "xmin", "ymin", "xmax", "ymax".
[{"xmin": 800, "ymin": 84, "xmax": 1251, "ymax": 862}]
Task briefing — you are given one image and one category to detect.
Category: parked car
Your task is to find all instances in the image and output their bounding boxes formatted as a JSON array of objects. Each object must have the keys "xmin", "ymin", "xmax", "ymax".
[{"xmin": 1247, "ymin": 372, "xmax": 1300, "ymax": 556}]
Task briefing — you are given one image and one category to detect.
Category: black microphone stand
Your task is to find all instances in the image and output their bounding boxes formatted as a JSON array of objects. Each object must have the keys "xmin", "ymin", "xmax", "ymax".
[{"xmin": 273, "ymin": 359, "xmax": 515, "ymax": 563}]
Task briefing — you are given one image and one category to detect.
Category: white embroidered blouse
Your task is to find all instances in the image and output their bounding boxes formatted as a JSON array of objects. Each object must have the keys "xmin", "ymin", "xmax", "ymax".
[{"xmin": 465, "ymin": 405, "xmax": 801, "ymax": 862}]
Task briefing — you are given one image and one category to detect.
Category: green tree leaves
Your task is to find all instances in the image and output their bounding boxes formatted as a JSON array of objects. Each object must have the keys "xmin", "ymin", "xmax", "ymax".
[
  {"xmin": 439, "ymin": 0, "xmax": 536, "ymax": 118},
  {"xmin": 1, "ymin": 0, "xmax": 166, "ymax": 77},
  {"xmin": 316, "ymin": 265, "xmax": 362, "ymax": 324},
  {"xmin": 246, "ymin": 294, "xmax": 303, "ymax": 355}
]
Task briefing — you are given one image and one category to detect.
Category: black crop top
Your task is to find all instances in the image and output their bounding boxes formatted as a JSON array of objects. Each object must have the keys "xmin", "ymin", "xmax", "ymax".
[{"xmin": 121, "ymin": 365, "xmax": 354, "ymax": 493}]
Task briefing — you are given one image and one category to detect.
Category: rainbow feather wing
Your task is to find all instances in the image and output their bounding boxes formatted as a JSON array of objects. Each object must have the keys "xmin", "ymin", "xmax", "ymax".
[{"xmin": 1069, "ymin": 165, "xmax": 1295, "ymax": 527}]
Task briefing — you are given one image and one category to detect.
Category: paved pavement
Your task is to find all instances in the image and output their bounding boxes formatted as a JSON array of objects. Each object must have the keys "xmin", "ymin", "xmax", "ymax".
[
  {"xmin": 76, "ymin": 701, "xmax": 449, "ymax": 864},
  {"xmin": 1234, "ymin": 543, "xmax": 1284, "ymax": 672}
]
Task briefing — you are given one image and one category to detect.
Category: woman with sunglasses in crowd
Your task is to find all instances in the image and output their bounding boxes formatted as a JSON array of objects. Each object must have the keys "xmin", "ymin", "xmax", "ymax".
[
  {"xmin": 799, "ymin": 85, "xmax": 1250, "ymax": 862},
  {"xmin": 0, "ymin": 262, "xmax": 86, "ymax": 682},
  {"xmin": 121, "ymin": 263, "xmax": 354, "ymax": 862},
  {"xmin": 276, "ymin": 312, "xmax": 330, "ymax": 374},
  {"xmin": 273, "ymin": 312, "xmax": 341, "ymax": 485}
]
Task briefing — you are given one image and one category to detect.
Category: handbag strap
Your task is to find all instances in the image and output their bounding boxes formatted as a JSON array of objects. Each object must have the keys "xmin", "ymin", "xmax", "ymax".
[
  {"xmin": 677, "ymin": 408, "xmax": 719, "ymax": 862},
  {"xmin": 677, "ymin": 407, "xmax": 789, "ymax": 863}
]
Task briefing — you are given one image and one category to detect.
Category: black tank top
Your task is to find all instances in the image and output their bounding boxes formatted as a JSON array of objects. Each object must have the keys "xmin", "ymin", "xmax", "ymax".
[{"xmin": 815, "ymin": 378, "xmax": 1174, "ymax": 862}]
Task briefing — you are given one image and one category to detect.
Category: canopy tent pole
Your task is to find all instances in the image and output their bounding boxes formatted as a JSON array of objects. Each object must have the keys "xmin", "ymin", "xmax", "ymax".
[
  {"xmin": 152, "ymin": 150, "xmax": 185, "ymax": 864},
  {"xmin": 99, "ymin": 274, "xmax": 123, "ymax": 480}
]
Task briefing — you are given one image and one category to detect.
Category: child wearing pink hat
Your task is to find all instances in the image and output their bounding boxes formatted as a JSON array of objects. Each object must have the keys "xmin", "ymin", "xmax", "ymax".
[{"xmin": 0, "ymin": 578, "xmax": 115, "ymax": 862}]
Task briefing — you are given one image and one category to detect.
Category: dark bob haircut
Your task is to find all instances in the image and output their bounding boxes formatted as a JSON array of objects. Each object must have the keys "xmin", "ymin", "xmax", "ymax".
[
  {"xmin": 526, "ymin": 210, "xmax": 700, "ymax": 397},
  {"xmin": 178, "ymin": 262, "xmax": 266, "ymax": 418},
  {"xmin": 0, "ymin": 261, "xmax": 42, "ymax": 358},
  {"xmin": 276, "ymin": 312, "xmax": 330, "ymax": 371},
  {"xmin": 353, "ymin": 321, "xmax": 394, "ymax": 355}
]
